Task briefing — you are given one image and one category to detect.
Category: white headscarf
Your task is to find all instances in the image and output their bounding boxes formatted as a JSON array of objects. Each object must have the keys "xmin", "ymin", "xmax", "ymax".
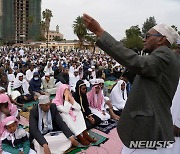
[
  {"xmin": 109, "ymin": 80, "xmax": 127, "ymax": 110},
  {"xmin": 13, "ymin": 73, "xmax": 30, "ymax": 95}
]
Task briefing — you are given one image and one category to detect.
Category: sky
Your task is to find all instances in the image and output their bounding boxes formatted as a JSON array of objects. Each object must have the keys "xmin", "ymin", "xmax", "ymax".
[{"xmin": 42, "ymin": 0, "xmax": 180, "ymax": 40}]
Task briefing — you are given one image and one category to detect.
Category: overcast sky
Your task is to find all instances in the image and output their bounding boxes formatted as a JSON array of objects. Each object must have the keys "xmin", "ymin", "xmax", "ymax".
[{"xmin": 42, "ymin": 0, "xmax": 180, "ymax": 40}]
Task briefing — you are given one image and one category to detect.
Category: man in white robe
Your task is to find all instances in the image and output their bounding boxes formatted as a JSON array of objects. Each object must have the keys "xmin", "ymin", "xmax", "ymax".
[
  {"xmin": 69, "ymin": 69, "xmax": 80, "ymax": 92},
  {"xmin": 42, "ymin": 73, "xmax": 57, "ymax": 95}
]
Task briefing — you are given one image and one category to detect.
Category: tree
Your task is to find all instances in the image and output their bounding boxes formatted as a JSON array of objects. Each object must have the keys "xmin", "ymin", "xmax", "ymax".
[
  {"xmin": 73, "ymin": 16, "xmax": 87, "ymax": 49},
  {"xmin": 142, "ymin": 16, "xmax": 157, "ymax": 36},
  {"xmin": 38, "ymin": 21, "xmax": 46, "ymax": 41},
  {"xmin": 85, "ymin": 32, "xmax": 97, "ymax": 52},
  {"xmin": 122, "ymin": 25, "xmax": 143, "ymax": 51},
  {"xmin": 42, "ymin": 9, "xmax": 53, "ymax": 48},
  {"xmin": 124, "ymin": 35, "xmax": 143, "ymax": 51},
  {"xmin": 53, "ymin": 36, "xmax": 63, "ymax": 41},
  {"xmin": 126, "ymin": 25, "xmax": 141, "ymax": 38}
]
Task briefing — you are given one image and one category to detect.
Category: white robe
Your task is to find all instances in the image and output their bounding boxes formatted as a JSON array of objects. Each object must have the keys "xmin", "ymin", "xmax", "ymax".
[
  {"xmin": 109, "ymin": 80, "xmax": 127, "ymax": 111},
  {"xmin": 69, "ymin": 74, "xmax": 80, "ymax": 92},
  {"xmin": 57, "ymin": 101, "xmax": 86, "ymax": 136},
  {"xmin": 42, "ymin": 77, "xmax": 57, "ymax": 95},
  {"xmin": 170, "ymin": 80, "xmax": 180, "ymax": 154},
  {"xmin": 26, "ymin": 69, "xmax": 35, "ymax": 82},
  {"xmin": 89, "ymin": 94, "xmax": 110, "ymax": 121},
  {"xmin": 33, "ymin": 133, "xmax": 71, "ymax": 154}
]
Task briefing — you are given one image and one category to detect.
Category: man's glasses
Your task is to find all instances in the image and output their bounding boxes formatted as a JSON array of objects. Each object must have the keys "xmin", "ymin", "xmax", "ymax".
[{"xmin": 145, "ymin": 33, "xmax": 163, "ymax": 39}]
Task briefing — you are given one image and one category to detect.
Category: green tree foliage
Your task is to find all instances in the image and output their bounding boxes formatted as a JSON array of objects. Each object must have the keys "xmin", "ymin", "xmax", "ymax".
[
  {"xmin": 42, "ymin": 9, "xmax": 53, "ymax": 47},
  {"xmin": 123, "ymin": 25, "xmax": 143, "ymax": 51},
  {"xmin": 126, "ymin": 25, "xmax": 141, "ymax": 38},
  {"xmin": 73, "ymin": 16, "xmax": 87, "ymax": 49},
  {"xmin": 142, "ymin": 16, "xmax": 157, "ymax": 36},
  {"xmin": 53, "ymin": 36, "xmax": 63, "ymax": 41}
]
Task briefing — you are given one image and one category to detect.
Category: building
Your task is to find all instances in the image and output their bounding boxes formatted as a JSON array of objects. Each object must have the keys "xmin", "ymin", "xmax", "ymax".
[
  {"xmin": 28, "ymin": 40, "xmax": 93, "ymax": 51},
  {"xmin": 0, "ymin": 0, "xmax": 41, "ymax": 44},
  {"xmin": 45, "ymin": 25, "xmax": 63, "ymax": 41}
]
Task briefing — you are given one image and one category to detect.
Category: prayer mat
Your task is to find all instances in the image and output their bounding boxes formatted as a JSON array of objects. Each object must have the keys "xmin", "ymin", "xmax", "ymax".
[
  {"xmin": 65, "ymin": 130, "xmax": 108, "ymax": 154},
  {"xmin": 95, "ymin": 119, "xmax": 118, "ymax": 134},
  {"xmin": 23, "ymin": 95, "xmax": 55, "ymax": 108},
  {"xmin": 19, "ymin": 106, "xmax": 32, "ymax": 119}
]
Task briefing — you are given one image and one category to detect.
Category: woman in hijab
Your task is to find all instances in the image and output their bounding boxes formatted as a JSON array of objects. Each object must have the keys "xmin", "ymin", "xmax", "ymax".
[
  {"xmin": 87, "ymin": 82, "xmax": 110, "ymax": 121},
  {"xmin": 73, "ymin": 80, "xmax": 101, "ymax": 130},
  {"xmin": 109, "ymin": 80, "xmax": 127, "ymax": 116},
  {"xmin": 53, "ymin": 84, "xmax": 96, "ymax": 146},
  {"xmin": 12, "ymin": 73, "xmax": 34, "ymax": 104}
]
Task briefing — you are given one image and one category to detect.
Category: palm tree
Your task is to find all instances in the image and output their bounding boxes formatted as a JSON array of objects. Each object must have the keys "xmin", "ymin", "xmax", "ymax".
[
  {"xmin": 73, "ymin": 16, "xmax": 87, "ymax": 49},
  {"xmin": 85, "ymin": 32, "xmax": 97, "ymax": 53},
  {"xmin": 42, "ymin": 9, "xmax": 53, "ymax": 48},
  {"xmin": 38, "ymin": 21, "xmax": 46, "ymax": 41}
]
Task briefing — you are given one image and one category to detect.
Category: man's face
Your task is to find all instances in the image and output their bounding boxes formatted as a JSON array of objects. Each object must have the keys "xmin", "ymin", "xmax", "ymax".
[
  {"xmin": 45, "ymin": 76, "xmax": 50, "ymax": 81},
  {"xmin": 80, "ymin": 85, "xmax": 87, "ymax": 94},
  {"xmin": 95, "ymin": 86, "xmax": 100, "ymax": 94},
  {"xmin": 40, "ymin": 102, "xmax": 51, "ymax": 112},
  {"xmin": 143, "ymin": 28, "xmax": 163, "ymax": 53},
  {"xmin": 176, "ymin": 44, "xmax": 180, "ymax": 54},
  {"xmin": 74, "ymin": 71, "xmax": 79, "ymax": 76},
  {"xmin": 121, "ymin": 82, "xmax": 126, "ymax": 91},
  {"xmin": 6, "ymin": 122, "xmax": 17, "ymax": 133},
  {"xmin": 19, "ymin": 76, "xmax": 23, "ymax": 81}
]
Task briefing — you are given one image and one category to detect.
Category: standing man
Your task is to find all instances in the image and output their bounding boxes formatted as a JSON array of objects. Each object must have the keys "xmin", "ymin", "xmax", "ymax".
[{"xmin": 83, "ymin": 14, "xmax": 180, "ymax": 154}]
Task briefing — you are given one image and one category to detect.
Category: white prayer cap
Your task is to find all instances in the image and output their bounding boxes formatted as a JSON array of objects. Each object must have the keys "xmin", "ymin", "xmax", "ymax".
[
  {"xmin": 97, "ymin": 78, "xmax": 104, "ymax": 84},
  {"xmin": 6, "ymin": 120, "xmax": 15, "ymax": 126},
  {"xmin": 45, "ymin": 72, "xmax": 50, "ymax": 76},
  {"xmin": 74, "ymin": 69, "xmax": 79, "ymax": 72},
  {"xmin": 91, "ymin": 66, "xmax": 95, "ymax": 69},
  {"xmin": 88, "ymin": 68, "xmax": 92, "ymax": 72},
  {"xmin": 153, "ymin": 24, "xmax": 180, "ymax": 45},
  {"xmin": 0, "ymin": 86, "xmax": 5, "ymax": 92},
  {"xmin": 90, "ymin": 79, "xmax": 99, "ymax": 85},
  {"xmin": 177, "ymin": 38, "xmax": 180, "ymax": 45},
  {"xmin": 38, "ymin": 95, "xmax": 50, "ymax": 104},
  {"xmin": 11, "ymin": 91, "xmax": 21, "ymax": 100}
]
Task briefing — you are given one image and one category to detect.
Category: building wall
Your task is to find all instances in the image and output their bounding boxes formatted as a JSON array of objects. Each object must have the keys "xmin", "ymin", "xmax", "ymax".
[
  {"xmin": 2, "ymin": 0, "xmax": 15, "ymax": 44},
  {"xmin": 47, "ymin": 31, "xmax": 63, "ymax": 41},
  {"xmin": 28, "ymin": 0, "xmax": 41, "ymax": 41},
  {"xmin": 1, "ymin": 0, "xmax": 41, "ymax": 44},
  {"xmin": 14, "ymin": 0, "xmax": 29, "ymax": 43},
  {"xmin": 0, "ymin": 0, "xmax": 2, "ymax": 42}
]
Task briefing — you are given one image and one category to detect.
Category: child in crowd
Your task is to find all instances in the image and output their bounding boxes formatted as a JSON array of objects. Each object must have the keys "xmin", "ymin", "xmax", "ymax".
[{"xmin": 1, "ymin": 116, "xmax": 36, "ymax": 154}]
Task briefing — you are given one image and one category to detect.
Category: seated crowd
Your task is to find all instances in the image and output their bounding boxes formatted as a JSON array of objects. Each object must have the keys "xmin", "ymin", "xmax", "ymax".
[{"xmin": 0, "ymin": 47, "xmax": 131, "ymax": 154}]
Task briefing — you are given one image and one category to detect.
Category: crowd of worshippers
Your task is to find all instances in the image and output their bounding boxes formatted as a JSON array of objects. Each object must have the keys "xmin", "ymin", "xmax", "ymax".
[{"xmin": 0, "ymin": 47, "xmax": 133, "ymax": 153}]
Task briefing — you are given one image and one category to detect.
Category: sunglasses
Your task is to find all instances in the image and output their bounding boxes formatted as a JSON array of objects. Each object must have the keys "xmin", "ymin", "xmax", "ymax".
[{"xmin": 145, "ymin": 33, "xmax": 163, "ymax": 39}]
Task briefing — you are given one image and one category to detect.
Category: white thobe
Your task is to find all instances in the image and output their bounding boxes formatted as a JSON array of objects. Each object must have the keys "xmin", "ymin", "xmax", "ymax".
[
  {"xmin": 170, "ymin": 80, "xmax": 180, "ymax": 154},
  {"xmin": 57, "ymin": 101, "xmax": 86, "ymax": 136},
  {"xmin": 69, "ymin": 75, "xmax": 80, "ymax": 92},
  {"xmin": 26, "ymin": 69, "xmax": 35, "ymax": 82},
  {"xmin": 89, "ymin": 94, "xmax": 110, "ymax": 121}
]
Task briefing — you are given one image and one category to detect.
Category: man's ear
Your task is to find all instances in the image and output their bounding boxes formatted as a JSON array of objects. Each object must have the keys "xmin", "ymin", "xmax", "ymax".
[{"xmin": 157, "ymin": 36, "xmax": 167, "ymax": 45}]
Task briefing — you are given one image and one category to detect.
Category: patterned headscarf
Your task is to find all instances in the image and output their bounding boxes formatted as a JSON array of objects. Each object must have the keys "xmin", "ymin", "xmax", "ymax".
[
  {"xmin": 87, "ymin": 85, "xmax": 104, "ymax": 110},
  {"xmin": 52, "ymin": 84, "xmax": 70, "ymax": 105}
]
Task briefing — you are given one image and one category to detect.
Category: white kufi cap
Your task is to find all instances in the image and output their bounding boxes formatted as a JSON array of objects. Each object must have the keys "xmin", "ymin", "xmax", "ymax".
[
  {"xmin": 38, "ymin": 95, "xmax": 50, "ymax": 104},
  {"xmin": 153, "ymin": 24, "xmax": 180, "ymax": 45}
]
